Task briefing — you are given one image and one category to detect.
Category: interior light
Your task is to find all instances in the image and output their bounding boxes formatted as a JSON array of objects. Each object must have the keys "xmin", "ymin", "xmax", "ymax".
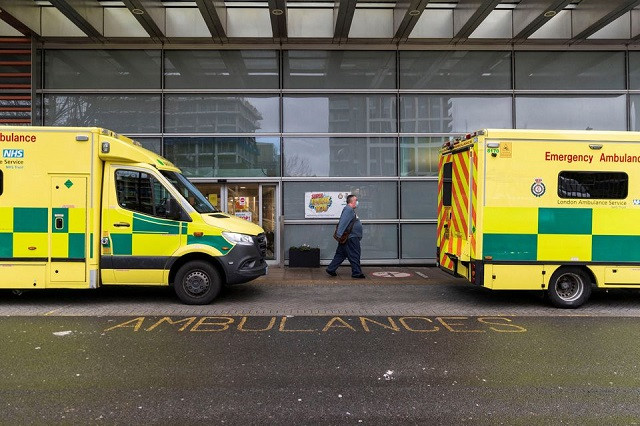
[
  {"xmin": 271, "ymin": 8, "xmax": 284, "ymax": 15},
  {"xmin": 131, "ymin": 8, "xmax": 144, "ymax": 15},
  {"xmin": 543, "ymin": 10, "xmax": 556, "ymax": 17},
  {"xmin": 408, "ymin": 10, "xmax": 421, "ymax": 16}
]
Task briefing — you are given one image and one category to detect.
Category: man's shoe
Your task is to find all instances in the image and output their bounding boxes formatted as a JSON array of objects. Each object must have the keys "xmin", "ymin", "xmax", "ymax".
[
  {"xmin": 352, "ymin": 274, "xmax": 366, "ymax": 279},
  {"xmin": 326, "ymin": 269, "xmax": 337, "ymax": 277}
]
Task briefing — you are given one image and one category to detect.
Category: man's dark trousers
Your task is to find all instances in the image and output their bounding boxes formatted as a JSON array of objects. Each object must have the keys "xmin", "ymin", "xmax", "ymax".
[{"xmin": 326, "ymin": 237, "xmax": 363, "ymax": 277}]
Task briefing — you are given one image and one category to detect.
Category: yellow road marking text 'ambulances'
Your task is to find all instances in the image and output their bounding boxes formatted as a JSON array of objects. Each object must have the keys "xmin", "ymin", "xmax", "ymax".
[
  {"xmin": 437, "ymin": 129, "xmax": 640, "ymax": 308},
  {"xmin": 0, "ymin": 127, "xmax": 267, "ymax": 304}
]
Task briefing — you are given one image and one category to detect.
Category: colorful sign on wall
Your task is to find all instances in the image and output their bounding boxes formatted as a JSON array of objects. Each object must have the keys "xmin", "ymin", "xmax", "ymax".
[{"xmin": 304, "ymin": 191, "xmax": 350, "ymax": 218}]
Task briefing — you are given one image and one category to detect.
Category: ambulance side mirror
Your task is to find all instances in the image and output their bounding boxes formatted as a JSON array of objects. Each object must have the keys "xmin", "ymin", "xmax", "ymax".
[{"xmin": 166, "ymin": 198, "xmax": 189, "ymax": 222}]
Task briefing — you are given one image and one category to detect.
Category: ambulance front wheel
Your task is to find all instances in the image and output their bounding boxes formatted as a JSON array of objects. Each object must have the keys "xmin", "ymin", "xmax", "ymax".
[
  {"xmin": 174, "ymin": 261, "xmax": 222, "ymax": 305},
  {"xmin": 547, "ymin": 267, "xmax": 592, "ymax": 309}
]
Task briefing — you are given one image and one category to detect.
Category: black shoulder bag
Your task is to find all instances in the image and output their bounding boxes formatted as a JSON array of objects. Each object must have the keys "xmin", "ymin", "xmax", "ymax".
[{"xmin": 333, "ymin": 216, "xmax": 356, "ymax": 244}]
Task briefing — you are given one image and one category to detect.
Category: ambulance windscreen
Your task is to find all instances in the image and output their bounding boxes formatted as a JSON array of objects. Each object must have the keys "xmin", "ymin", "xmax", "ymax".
[{"xmin": 161, "ymin": 171, "xmax": 219, "ymax": 214}]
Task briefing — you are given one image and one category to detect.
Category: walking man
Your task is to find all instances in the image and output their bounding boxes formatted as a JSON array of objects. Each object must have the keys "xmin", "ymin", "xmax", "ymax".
[{"xmin": 326, "ymin": 194, "xmax": 365, "ymax": 278}]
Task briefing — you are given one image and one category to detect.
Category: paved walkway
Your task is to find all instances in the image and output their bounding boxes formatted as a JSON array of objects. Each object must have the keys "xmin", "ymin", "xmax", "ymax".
[{"xmin": 2, "ymin": 266, "xmax": 640, "ymax": 317}]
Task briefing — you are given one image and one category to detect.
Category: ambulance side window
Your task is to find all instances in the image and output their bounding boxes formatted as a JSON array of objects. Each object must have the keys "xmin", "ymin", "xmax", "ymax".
[
  {"xmin": 442, "ymin": 162, "xmax": 453, "ymax": 206},
  {"xmin": 115, "ymin": 169, "xmax": 175, "ymax": 218},
  {"xmin": 558, "ymin": 171, "xmax": 628, "ymax": 199}
]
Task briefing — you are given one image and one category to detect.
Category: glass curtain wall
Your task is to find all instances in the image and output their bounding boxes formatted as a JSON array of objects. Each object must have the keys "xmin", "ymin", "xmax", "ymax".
[{"xmin": 36, "ymin": 48, "xmax": 635, "ymax": 263}]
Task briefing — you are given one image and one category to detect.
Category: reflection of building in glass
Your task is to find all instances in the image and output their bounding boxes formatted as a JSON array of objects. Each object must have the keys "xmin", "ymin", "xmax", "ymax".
[
  {"xmin": 401, "ymin": 96, "xmax": 454, "ymax": 133},
  {"xmin": 165, "ymin": 97, "xmax": 262, "ymax": 133},
  {"xmin": 328, "ymin": 96, "xmax": 396, "ymax": 133},
  {"xmin": 164, "ymin": 97, "xmax": 279, "ymax": 177},
  {"xmin": 165, "ymin": 136, "xmax": 279, "ymax": 178},
  {"xmin": 325, "ymin": 96, "xmax": 396, "ymax": 176},
  {"xmin": 328, "ymin": 137, "xmax": 395, "ymax": 176}
]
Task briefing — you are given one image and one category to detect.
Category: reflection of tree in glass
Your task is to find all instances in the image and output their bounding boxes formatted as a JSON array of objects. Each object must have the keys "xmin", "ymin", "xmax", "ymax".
[
  {"xmin": 48, "ymin": 96, "xmax": 96, "ymax": 126},
  {"xmin": 284, "ymin": 154, "xmax": 313, "ymax": 177}
]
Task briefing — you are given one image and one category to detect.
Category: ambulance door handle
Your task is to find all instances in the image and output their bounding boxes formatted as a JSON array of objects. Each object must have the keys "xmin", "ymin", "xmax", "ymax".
[
  {"xmin": 113, "ymin": 222, "xmax": 130, "ymax": 228},
  {"xmin": 54, "ymin": 215, "xmax": 64, "ymax": 230}
]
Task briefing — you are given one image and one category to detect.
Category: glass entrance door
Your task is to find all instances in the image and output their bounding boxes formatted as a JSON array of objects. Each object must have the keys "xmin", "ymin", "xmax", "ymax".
[{"xmin": 194, "ymin": 182, "xmax": 278, "ymax": 261}]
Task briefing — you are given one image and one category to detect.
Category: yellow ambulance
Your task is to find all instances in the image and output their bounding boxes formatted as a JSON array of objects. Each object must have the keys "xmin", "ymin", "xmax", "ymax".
[
  {"xmin": 0, "ymin": 127, "xmax": 267, "ymax": 304},
  {"xmin": 438, "ymin": 129, "xmax": 640, "ymax": 308}
]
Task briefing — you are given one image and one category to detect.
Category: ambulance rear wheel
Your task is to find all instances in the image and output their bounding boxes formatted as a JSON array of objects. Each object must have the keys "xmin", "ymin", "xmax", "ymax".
[
  {"xmin": 547, "ymin": 267, "xmax": 591, "ymax": 309},
  {"xmin": 174, "ymin": 261, "xmax": 221, "ymax": 305}
]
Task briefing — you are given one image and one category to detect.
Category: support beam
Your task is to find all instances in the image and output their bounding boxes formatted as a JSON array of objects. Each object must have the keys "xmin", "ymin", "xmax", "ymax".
[
  {"xmin": 571, "ymin": 0, "xmax": 640, "ymax": 42},
  {"xmin": 0, "ymin": 0, "xmax": 42, "ymax": 37},
  {"xmin": 122, "ymin": 0, "xmax": 166, "ymax": 42},
  {"xmin": 512, "ymin": 0, "xmax": 573, "ymax": 43},
  {"xmin": 267, "ymin": 0, "xmax": 287, "ymax": 42},
  {"xmin": 333, "ymin": 0, "xmax": 357, "ymax": 43},
  {"xmin": 49, "ymin": 0, "xmax": 105, "ymax": 42},
  {"xmin": 194, "ymin": 0, "xmax": 228, "ymax": 43},
  {"xmin": 393, "ymin": 0, "xmax": 430, "ymax": 43},
  {"xmin": 452, "ymin": 0, "xmax": 501, "ymax": 43}
]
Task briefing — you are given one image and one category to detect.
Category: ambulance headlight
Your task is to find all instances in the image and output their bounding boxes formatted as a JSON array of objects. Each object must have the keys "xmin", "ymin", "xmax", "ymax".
[{"xmin": 222, "ymin": 232, "xmax": 254, "ymax": 246}]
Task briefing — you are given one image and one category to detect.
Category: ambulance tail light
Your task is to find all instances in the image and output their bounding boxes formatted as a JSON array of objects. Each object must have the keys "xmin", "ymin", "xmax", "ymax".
[{"xmin": 471, "ymin": 261, "xmax": 484, "ymax": 285}]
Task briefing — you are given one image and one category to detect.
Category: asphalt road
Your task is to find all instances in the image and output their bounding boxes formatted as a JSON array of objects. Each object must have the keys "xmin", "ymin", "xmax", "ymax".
[{"xmin": 2, "ymin": 315, "xmax": 640, "ymax": 424}]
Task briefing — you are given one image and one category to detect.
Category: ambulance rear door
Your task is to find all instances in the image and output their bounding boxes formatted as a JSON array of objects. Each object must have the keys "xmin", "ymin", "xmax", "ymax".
[{"xmin": 438, "ymin": 144, "xmax": 476, "ymax": 278}]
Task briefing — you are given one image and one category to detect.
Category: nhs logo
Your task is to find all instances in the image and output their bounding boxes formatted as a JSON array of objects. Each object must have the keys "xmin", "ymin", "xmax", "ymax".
[{"xmin": 2, "ymin": 149, "xmax": 24, "ymax": 158}]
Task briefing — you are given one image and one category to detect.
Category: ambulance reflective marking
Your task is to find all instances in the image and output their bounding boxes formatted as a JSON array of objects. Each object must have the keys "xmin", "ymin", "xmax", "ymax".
[
  {"xmin": 470, "ymin": 147, "xmax": 478, "ymax": 258},
  {"xmin": 104, "ymin": 316, "xmax": 527, "ymax": 334}
]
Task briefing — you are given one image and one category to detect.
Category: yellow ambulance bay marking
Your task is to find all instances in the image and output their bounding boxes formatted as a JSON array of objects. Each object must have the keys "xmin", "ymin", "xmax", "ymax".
[{"xmin": 104, "ymin": 316, "xmax": 527, "ymax": 334}]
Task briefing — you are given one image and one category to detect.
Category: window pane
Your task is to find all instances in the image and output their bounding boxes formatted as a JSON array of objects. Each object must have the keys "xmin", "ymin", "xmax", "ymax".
[
  {"xmin": 400, "ymin": 51, "xmax": 511, "ymax": 90},
  {"xmin": 164, "ymin": 137, "xmax": 280, "ymax": 178},
  {"xmin": 629, "ymin": 95, "xmax": 640, "ymax": 131},
  {"xmin": 44, "ymin": 50, "xmax": 161, "ymax": 89},
  {"xmin": 400, "ymin": 137, "xmax": 443, "ymax": 177},
  {"xmin": 400, "ymin": 96, "xmax": 511, "ymax": 133},
  {"xmin": 164, "ymin": 50, "xmax": 279, "ymax": 89},
  {"xmin": 401, "ymin": 181, "xmax": 437, "ymax": 219},
  {"xmin": 283, "ymin": 137, "xmax": 396, "ymax": 177},
  {"xmin": 558, "ymin": 171, "xmax": 628, "ymax": 199},
  {"xmin": 629, "ymin": 52, "xmax": 640, "ymax": 90},
  {"xmin": 284, "ymin": 95, "xmax": 396, "ymax": 133},
  {"xmin": 401, "ymin": 224, "xmax": 436, "ymax": 259},
  {"xmin": 515, "ymin": 96, "xmax": 626, "ymax": 130},
  {"xmin": 44, "ymin": 95, "xmax": 161, "ymax": 133},
  {"xmin": 285, "ymin": 224, "xmax": 398, "ymax": 260},
  {"xmin": 115, "ymin": 169, "xmax": 173, "ymax": 218},
  {"xmin": 284, "ymin": 50, "xmax": 396, "ymax": 89},
  {"xmin": 515, "ymin": 51, "xmax": 625, "ymax": 90},
  {"xmin": 164, "ymin": 95, "xmax": 280, "ymax": 133},
  {"xmin": 133, "ymin": 137, "xmax": 162, "ymax": 155},
  {"xmin": 283, "ymin": 181, "xmax": 397, "ymax": 220}
]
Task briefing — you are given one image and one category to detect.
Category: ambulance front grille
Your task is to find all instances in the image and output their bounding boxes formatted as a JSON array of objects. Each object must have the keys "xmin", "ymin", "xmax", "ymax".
[{"xmin": 254, "ymin": 233, "xmax": 267, "ymax": 258}]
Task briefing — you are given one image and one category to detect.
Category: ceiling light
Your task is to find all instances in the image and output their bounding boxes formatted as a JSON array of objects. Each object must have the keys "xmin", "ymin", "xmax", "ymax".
[{"xmin": 543, "ymin": 10, "xmax": 556, "ymax": 18}]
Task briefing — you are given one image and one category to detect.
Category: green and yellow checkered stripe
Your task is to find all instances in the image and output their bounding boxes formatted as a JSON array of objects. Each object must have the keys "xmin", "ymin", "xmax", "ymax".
[
  {"xmin": 108, "ymin": 213, "xmax": 230, "ymax": 256},
  {"xmin": 0, "ymin": 207, "xmax": 87, "ymax": 260},
  {"xmin": 482, "ymin": 207, "xmax": 640, "ymax": 262}
]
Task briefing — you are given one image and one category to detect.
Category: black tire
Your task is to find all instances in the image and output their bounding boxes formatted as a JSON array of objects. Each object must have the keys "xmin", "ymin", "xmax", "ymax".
[
  {"xmin": 173, "ymin": 261, "xmax": 222, "ymax": 305},
  {"xmin": 547, "ymin": 267, "xmax": 592, "ymax": 309}
]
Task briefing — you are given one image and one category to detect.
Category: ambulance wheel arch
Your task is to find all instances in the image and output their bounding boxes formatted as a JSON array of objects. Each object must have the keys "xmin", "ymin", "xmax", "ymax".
[
  {"xmin": 547, "ymin": 266, "xmax": 593, "ymax": 309},
  {"xmin": 171, "ymin": 255, "xmax": 224, "ymax": 305}
]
